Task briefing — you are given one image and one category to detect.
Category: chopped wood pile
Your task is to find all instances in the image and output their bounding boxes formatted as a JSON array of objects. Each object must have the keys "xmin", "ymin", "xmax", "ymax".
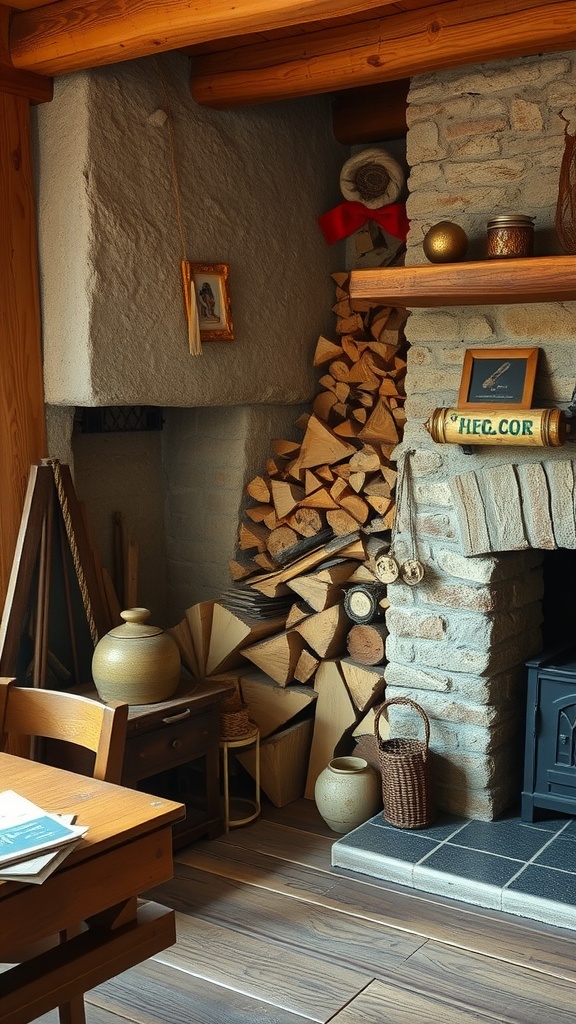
[{"xmin": 171, "ymin": 273, "xmax": 408, "ymax": 809}]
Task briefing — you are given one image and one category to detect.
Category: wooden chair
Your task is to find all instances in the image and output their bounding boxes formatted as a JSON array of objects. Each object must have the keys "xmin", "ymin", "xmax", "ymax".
[
  {"xmin": 0, "ymin": 677, "xmax": 129, "ymax": 1024},
  {"xmin": 0, "ymin": 677, "xmax": 128, "ymax": 783}
]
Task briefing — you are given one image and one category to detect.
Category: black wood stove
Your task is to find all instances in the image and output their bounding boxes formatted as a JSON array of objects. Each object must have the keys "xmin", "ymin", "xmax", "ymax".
[{"xmin": 522, "ymin": 644, "xmax": 576, "ymax": 822}]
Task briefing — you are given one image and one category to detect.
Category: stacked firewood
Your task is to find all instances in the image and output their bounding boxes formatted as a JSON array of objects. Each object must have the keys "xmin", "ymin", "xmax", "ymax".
[
  {"xmin": 232, "ymin": 273, "xmax": 407, "ymax": 575},
  {"xmin": 170, "ymin": 274, "xmax": 408, "ymax": 806}
]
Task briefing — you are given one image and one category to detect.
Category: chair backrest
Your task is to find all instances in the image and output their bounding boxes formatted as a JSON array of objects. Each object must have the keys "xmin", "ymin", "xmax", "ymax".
[{"xmin": 0, "ymin": 678, "xmax": 128, "ymax": 784}]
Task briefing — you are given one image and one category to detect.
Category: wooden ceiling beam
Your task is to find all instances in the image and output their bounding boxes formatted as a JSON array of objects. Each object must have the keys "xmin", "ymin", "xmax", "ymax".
[
  {"xmin": 188, "ymin": 0, "xmax": 576, "ymax": 108},
  {"xmin": 9, "ymin": 0, "xmax": 399, "ymax": 76},
  {"xmin": 0, "ymin": 7, "xmax": 51, "ymax": 102}
]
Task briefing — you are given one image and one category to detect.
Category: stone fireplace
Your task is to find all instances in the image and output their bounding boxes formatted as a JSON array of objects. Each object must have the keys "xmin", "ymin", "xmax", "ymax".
[{"xmin": 383, "ymin": 51, "xmax": 576, "ymax": 820}]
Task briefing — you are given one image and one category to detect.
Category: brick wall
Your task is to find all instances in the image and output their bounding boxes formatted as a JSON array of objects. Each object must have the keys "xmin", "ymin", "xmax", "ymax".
[{"xmin": 385, "ymin": 52, "xmax": 576, "ymax": 818}]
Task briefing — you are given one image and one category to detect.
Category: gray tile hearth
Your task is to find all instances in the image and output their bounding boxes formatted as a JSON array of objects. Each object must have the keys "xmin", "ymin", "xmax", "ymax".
[{"xmin": 331, "ymin": 809, "xmax": 576, "ymax": 930}]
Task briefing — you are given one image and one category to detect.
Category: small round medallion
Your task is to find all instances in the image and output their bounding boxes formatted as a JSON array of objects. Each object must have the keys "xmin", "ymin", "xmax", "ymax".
[
  {"xmin": 400, "ymin": 559, "xmax": 425, "ymax": 586},
  {"xmin": 374, "ymin": 554, "xmax": 400, "ymax": 584}
]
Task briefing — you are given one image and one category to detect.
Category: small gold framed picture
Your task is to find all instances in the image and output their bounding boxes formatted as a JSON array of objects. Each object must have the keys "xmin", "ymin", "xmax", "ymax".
[
  {"xmin": 457, "ymin": 347, "xmax": 539, "ymax": 410},
  {"xmin": 190, "ymin": 263, "xmax": 234, "ymax": 341}
]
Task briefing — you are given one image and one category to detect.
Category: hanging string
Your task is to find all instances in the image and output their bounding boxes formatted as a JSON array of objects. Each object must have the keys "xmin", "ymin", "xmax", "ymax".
[
  {"xmin": 155, "ymin": 57, "xmax": 202, "ymax": 356},
  {"xmin": 390, "ymin": 448, "xmax": 425, "ymax": 586}
]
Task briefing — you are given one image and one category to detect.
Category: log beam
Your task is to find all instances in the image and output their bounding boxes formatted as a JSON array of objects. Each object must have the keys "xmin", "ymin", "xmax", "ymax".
[
  {"xmin": 0, "ymin": 9, "xmax": 51, "ymax": 102},
  {"xmin": 9, "ymin": 0, "xmax": 399, "ymax": 76},
  {"xmin": 188, "ymin": 0, "xmax": 576, "ymax": 108}
]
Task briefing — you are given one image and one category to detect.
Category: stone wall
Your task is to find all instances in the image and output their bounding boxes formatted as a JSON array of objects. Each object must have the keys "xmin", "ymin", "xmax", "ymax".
[{"xmin": 385, "ymin": 52, "xmax": 576, "ymax": 818}]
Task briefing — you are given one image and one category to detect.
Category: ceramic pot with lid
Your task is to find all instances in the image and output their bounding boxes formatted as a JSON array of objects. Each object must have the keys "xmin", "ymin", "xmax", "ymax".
[{"xmin": 92, "ymin": 607, "xmax": 181, "ymax": 705}]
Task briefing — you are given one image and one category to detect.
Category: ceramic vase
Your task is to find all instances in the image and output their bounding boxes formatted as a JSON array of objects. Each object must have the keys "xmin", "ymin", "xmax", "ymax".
[
  {"xmin": 314, "ymin": 756, "xmax": 382, "ymax": 834},
  {"xmin": 92, "ymin": 607, "xmax": 181, "ymax": 705}
]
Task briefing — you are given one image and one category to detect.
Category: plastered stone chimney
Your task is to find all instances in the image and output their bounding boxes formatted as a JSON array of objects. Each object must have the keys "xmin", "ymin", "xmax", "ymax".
[{"xmin": 34, "ymin": 54, "xmax": 346, "ymax": 623}]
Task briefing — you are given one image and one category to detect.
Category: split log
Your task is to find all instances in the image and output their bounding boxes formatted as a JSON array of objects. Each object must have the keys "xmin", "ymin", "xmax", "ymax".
[
  {"xmin": 239, "ymin": 670, "xmax": 317, "ymax": 738},
  {"xmin": 241, "ymin": 629, "xmax": 305, "ymax": 686},
  {"xmin": 286, "ymin": 507, "xmax": 324, "ymax": 537},
  {"xmin": 293, "ymin": 648, "xmax": 320, "ymax": 683},
  {"xmin": 168, "ymin": 618, "xmax": 200, "ymax": 678},
  {"xmin": 294, "ymin": 602, "xmax": 349, "ymax": 659},
  {"xmin": 267, "ymin": 525, "xmax": 299, "ymax": 560},
  {"xmin": 340, "ymin": 658, "xmax": 385, "ymax": 713},
  {"xmin": 270, "ymin": 479, "xmax": 305, "ymax": 519},
  {"xmin": 299, "ymin": 487, "xmax": 339, "ymax": 510},
  {"xmin": 184, "ymin": 600, "xmax": 215, "ymax": 677},
  {"xmin": 237, "ymin": 718, "xmax": 315, "ymax": 808},
  {"xmin": 246, "ymin": 503, "xmax": 274, "ymax": 524},
  {"xmin": 313, "ymin": 390, "xmax": 338, "ymax": 422},
  {"xmin": 227, "ymin": 557, "xmax": 254, "ymax": 581},
  {"xmin": 304, "ymin": 659, "xmax": 357, "ymax": 799},
  {"xmin": 239, "ymin": 521, "xmax": 269, "ymax": 553},
  {"xmin": 248, "ymin": 532, "xmax": 360, "ymax": 597},
  {"xmin": 298, "ymin": 415, "xmax": 356, "ymax": 470},
  {"xmin": 254, "ymin": 551, "xmax": 278, "ymax": 571},
  {"xmin": 205, "ymin": 603, "xmax": 288, "ymax": 676},
  {"xmin": 348, "ymin": 471, "xmax": 365, "ymax": 493},
  {"xmin": 337, "ymin": 491, "xmax": 370, "ymax": 524},
  {"xmin": 313, "ymin": 335, "xmax": 344, "ymax": 366},
  {"xmin": 304, "ymin": 470, "xmax": 322, "ymax": 495},
  {"xmin": 326, "ymin": 508, "xmax": 360, "ymax": 536},
  {"xmin": 272, "ymin": 439, "xmax": 301, "ymax": 459},
  {"xmin": 286, "ymin": 558, "xmax": 356, "ymax": 612},
  {"xmin": 359, "ymin": 399, "xmax": 399, "ymax": 445},
  {"xmin": 285, "ymin": 601, "xmax": 312, "ymax": 628},
  {"xmin": 347, "ymin": 563, "xmax": 378, "ymax": 584},
  {"xmin": 246, "ymin": 475, "xmax": 271, "ymax": 503},
  {"xmin": 346, "ymin": 622, "xmax": 389, "ymax": 666}
]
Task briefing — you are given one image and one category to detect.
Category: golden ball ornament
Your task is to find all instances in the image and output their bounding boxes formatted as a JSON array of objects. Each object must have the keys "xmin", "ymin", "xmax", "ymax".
[{"xmin": 422, "ymin": 221, "xmax": 468, "ymax": 263}]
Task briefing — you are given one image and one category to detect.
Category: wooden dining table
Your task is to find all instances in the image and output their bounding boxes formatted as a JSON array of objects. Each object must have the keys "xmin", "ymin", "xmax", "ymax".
[{"xmin": 0, "ymin": 751, "xmax": 185, "ymax": 1024}]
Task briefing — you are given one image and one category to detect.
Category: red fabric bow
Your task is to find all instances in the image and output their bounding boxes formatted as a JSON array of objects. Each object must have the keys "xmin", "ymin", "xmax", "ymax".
[{"xmin": 318, "ymin": 200, "xmax": 409, "ymax": 246}]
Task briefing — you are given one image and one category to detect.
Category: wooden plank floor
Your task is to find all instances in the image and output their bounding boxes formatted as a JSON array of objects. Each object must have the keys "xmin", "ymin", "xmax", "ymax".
[{"xmin": 38, "ymin": 799, "xmax": 576, "ymax": 1023}]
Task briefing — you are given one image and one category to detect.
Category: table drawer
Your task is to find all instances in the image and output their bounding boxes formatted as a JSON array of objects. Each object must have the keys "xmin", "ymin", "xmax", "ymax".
[{"xmin": 123, "ymin": 710, "xmax": 216, "ymax": 781}]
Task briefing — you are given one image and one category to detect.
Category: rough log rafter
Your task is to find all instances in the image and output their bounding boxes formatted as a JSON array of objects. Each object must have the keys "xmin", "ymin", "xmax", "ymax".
[
  {"xmin": 187, "ymin": 0, "xmax": 576, "ymax": 107},
  {"xmin": 9, "ymin": 0, "xmax": 400, "ymax": 76}
]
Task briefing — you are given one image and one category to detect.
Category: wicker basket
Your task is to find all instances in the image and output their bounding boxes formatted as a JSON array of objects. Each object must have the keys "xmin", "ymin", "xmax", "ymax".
[
  {"xmin": 374, "ymin": 697, "xmax": 434, "ymax": 829},
  {"xmin": 219, "ymin": 701, "xmax": 253, "ymax": 740}
]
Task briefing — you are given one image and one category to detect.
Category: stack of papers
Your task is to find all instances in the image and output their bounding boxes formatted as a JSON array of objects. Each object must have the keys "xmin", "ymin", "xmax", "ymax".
[{"xmin": 0, "ymin": 790, "xmax": 88, "ymax": 884}]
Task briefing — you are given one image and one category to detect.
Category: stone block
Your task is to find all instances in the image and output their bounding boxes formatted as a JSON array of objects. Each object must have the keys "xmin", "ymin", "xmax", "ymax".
[
  {"xmin": 434, "ymin": 779, "xmax": 518, "ymax": 820},
  {"xmin": 386, "ymin": 608, "xmax": 446, "ymax": 641},
  {"xmin": 510, "ymin": 98, "xmax": 544, "ymax": 133},
  {"xmin": 384, "ymin": 663, "xmax": 525, "ymax": 704},
  {"xmin": 414, "ymin": 481, "xmax": 453, "ymax": 507}
]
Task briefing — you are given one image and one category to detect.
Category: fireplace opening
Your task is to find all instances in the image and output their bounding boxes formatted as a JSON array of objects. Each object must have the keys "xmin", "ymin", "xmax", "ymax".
[{"xmin": 541, "ymin": 549, "xmax": 576, "ymax": 649}]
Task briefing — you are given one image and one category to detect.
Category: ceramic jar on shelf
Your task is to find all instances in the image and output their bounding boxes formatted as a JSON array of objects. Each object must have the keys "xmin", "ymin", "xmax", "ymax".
[
  {"xmin": 314, "ymin": 756, "xmax": 382, "ymax": 834},
  {"xmin": 92, "ymin": 607, "xmax": 181, "ymax": 705}
]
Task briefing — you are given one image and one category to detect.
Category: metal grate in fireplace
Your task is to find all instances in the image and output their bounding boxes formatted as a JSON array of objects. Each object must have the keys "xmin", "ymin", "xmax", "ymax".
[{"xmin": 332, "ymin": 809, "xmax": 576, "ymax": 930}]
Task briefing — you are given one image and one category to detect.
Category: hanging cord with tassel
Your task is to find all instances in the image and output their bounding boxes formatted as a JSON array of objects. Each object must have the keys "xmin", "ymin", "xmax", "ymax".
[{"xmin": 156, "ymin": 58, "xmax": 202, "ymax": 356}]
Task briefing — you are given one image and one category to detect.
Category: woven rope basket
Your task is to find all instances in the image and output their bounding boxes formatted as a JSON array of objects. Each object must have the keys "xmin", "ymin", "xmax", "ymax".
[
  {"xmin": 219, "ymin": 701, "xmax": 254, "ymax": 740},
  {"xmin": 374, "ymin": 697, "xmax": 434, "ymax": 829}
]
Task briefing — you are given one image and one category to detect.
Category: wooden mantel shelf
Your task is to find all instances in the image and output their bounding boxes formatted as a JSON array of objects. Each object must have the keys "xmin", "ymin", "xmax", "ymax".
[{"xmin": 349, "ymin": 256, "xmax": 576, "ymax": 308}]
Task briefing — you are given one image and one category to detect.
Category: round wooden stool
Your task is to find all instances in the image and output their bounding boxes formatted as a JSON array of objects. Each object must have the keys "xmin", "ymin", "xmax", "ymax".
[{"xmin": 219, "ymin": 724, "xmax": 260, "ymax": 832}]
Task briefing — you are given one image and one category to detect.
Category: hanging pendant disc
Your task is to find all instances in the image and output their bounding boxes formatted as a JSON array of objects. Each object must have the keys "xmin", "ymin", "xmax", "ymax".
[
  {"xmin": 400, "ymin": 559, "xmax": 425, "ymax": 586},
  {"xmin": 374, "ymin": 554, "xmax": 400, "ymax": 584}
]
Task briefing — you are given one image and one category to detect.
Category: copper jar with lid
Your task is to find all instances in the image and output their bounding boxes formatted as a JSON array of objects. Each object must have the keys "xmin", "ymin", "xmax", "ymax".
[{"xmin": 486, "ymin": 214, "xmax": 535, "ymax": 258}]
